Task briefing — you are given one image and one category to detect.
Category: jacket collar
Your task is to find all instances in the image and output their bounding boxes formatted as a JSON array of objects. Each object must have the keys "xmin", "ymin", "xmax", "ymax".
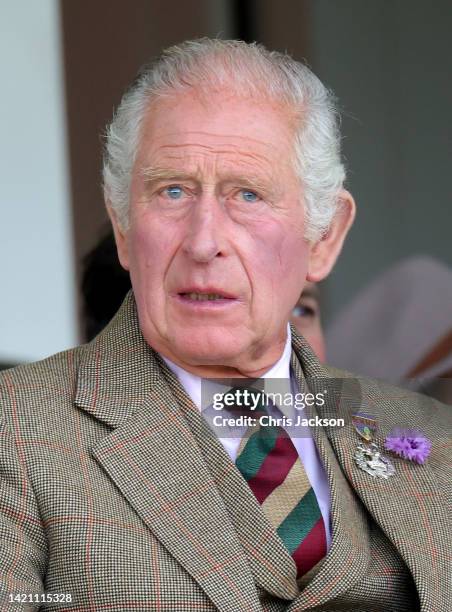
[{"xmin": 75, "ymin": 291, "xmax": 159, "ymax": 427}]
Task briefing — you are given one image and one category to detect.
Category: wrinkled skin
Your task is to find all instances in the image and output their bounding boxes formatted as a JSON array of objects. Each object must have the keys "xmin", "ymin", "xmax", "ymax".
[{"xmin": 109, "ymin": 90, "xmax": 354, "ymax": 377}]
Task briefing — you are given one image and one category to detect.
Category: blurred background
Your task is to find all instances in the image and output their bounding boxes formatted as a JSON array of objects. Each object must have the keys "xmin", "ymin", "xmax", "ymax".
[{"xmin": 1, "ymin": 0, "xmax": 451, "ymax": 367}]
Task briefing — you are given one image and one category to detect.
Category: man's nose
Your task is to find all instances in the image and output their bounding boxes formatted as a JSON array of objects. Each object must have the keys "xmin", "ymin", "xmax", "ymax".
[{"xmin": 182, "ymin": 194, "xmax": 228, "ymax": 263}]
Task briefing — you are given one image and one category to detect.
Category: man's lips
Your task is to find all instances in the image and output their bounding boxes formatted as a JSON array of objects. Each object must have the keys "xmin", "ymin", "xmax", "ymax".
[
  {"xmin": 174, "ymin": 287, "xmax": 238, "ymax": 299},
  {"xmin": 170, "ymin": 287, "xmax": 241, "ymax": 310}
]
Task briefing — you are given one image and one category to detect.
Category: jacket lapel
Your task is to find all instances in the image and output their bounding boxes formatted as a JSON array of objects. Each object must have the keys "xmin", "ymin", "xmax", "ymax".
[
  {"xmin": 75, "ymin": 293, "xmax": 262, "ymax": 612},
  {"xmin": 156, "ymin": 356, "xmax": 300, "ymax": 602},
  {"xmin": 290, "ymin": 325, "xmax": 451, "ymax": 612},
  {"xmin": 324, "ymin": 384, "xmax": 450, "ymax": 612},
  {"xmin": 288, "ymin": 348, "xmax": 370, "ymax": 610}
]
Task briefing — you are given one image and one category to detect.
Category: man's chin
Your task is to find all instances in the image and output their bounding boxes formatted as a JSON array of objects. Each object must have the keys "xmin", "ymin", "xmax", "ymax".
[
  {"xmin": 142, "ymin": 321, "xmax": 284, "ymax": 375},
  {"xmin": 162, "ymin": 329, "xmax": 251, "ymax": 370},
  {"xmin": 171, "ymin": 342, "xmax": 244, "ymax": 368}
]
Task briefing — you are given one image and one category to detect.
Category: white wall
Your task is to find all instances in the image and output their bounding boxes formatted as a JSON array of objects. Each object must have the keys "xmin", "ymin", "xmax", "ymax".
[{"xmin": 0, "ymin": 0, "xmax": 77, "ymax": 363}]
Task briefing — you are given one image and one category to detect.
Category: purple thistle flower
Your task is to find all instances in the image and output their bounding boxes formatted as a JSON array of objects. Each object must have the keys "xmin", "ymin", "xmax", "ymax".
[{"xmin": 384, "ymin": 428, "xmax": 432, "ymax": 464}]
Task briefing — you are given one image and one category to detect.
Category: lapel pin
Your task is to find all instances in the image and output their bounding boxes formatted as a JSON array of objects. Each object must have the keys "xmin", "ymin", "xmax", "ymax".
[
  {"xmin": 384, "ymin": 428, "xmax": 432, "ymax": 464},
  {"xmin": 351, "ymin": 412, "xmax": 378, "ymax": 442},
  {"xmin": 352, "ymin": 411, "xmax": 395, "ymax": 479}
]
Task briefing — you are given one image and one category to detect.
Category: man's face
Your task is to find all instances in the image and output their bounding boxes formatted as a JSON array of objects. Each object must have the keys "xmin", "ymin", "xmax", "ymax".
[{"xmin": 114, "ymin": 90, "xmax": 312, "ymax": 376}]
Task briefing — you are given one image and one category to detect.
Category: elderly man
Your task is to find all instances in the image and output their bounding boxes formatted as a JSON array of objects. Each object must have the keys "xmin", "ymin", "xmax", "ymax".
[{"xmin": 0, "ymin": 39, "xmax": 450, "ymax": 612}]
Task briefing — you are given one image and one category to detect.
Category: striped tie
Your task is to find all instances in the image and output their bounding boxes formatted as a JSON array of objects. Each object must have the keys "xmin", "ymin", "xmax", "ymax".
[{"xmin": 234, "ymin": 396, "xmax": 327, "ymax": 578}]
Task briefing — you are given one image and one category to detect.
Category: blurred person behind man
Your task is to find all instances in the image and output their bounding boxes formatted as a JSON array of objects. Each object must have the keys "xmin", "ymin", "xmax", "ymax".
[
  {"xmin": 290, "ymin": 282, "xmax": 326, "ymax": 362},
  {"xmin": 326, "ymin": 255, "xmax": 452, "ymax": 404},
  {"xmin": 82, "ymin": 229, "xmax": 132, "ymax": 341}
]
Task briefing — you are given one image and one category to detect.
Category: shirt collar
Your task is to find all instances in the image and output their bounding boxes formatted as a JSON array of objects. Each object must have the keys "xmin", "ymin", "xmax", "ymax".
[{"xmin": 161, "ymin": 324, "xmax": 292, "ymax": 410}]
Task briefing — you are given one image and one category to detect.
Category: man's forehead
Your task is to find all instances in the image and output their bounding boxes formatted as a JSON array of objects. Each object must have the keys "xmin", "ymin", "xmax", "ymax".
[
  {"xmin": 142, "ymin": 130, "xmax": 284, "ymax": 157},
  {"xmin": 139, "ymin": 90, "xmax": 296, "ymax": 150},
  {"xmin": 142, "ymin": 139, "xmax": 276, "ymax": 168},
  {"xmin": 138, "ymin": 131, "xmax": 296, "ymax": 181},
  {"xmin": 135, "ymin": 93, "xmax": 298, "ymax": 183}
]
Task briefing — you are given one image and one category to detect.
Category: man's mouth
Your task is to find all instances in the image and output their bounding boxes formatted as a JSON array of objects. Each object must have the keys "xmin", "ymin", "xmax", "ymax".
[
  {"xmin": 174, "ymin": 288, "xmax": 239, "ymax": 308},
  {"xmin": 176, "ymin": 286, "xmax": 237, "ymax": 298},
  {"xmin": 180, "ymin": 292, "xmax": 233, "ymax": 302}
]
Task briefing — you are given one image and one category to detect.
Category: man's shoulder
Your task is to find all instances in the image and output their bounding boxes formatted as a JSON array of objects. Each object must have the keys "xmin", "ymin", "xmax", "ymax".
[
  {"xmin": 294, "ymin": 326, "xmax": 450, "ymax": 428},
  {"xmin": 0, "ymin": 293, "xmax": 158, "ymax": 435},
  {"xmin": 320, "ymin": 362, "xmax": 451, "ymax": 440},
  {"xmin": 0, "ymin": 344, "xmax": 85, "ymax": 426},
  {"xmin": 322, "ymin": 361, "xmax": 450, "ymax": 406}
]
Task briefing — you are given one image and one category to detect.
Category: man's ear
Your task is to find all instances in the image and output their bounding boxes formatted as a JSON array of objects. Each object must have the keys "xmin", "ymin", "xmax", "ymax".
[
  {"xmin": 306, "ymin": 189, "xmax": 356, "ymax": 282},
  {"xmin": 106, "ymin": 201, "xmax": 130, "ymax": 271}
]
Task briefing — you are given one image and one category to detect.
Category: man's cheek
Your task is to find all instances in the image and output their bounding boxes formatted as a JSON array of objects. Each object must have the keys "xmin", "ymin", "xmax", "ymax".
[
  {"xmin": 131, "ymin": 227, "xmax": 167, "ymax": 270},
  {"xmin": 282, "ymin": 235, "xmax": 308, "ymax": 266}
]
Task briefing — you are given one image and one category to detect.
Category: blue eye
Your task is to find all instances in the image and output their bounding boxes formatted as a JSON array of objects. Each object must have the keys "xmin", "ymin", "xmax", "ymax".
[
  {"xmin": 164, "ymin": 185, "xmax": 183, "ymax": 199},
  {"xmin": 292, "ymin": 305, "xmax": 315, "ymax": 318},
  {"xmin": 240, "ymin": 190, "xmax": 259, "ymax": 203}
]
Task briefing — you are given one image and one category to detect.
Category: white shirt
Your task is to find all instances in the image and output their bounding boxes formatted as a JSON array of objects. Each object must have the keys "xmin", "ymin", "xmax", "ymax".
[{"xmin": 162, "ymin": 324, "xmax": 332, "ymax": 549}]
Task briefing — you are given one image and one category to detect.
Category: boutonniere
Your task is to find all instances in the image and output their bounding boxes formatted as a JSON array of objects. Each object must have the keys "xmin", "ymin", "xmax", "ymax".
[{"xmin": 384, "ymin": 428, "xmax": 432, "ymax": 464}]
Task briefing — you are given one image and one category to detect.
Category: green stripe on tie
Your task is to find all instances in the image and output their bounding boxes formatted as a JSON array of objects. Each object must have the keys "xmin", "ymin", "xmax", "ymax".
[
  {"xmin": 276, "ymin": 488, "xmax": 321, "ymax": 553},
  {"xmin": 235, "ymin": 425, "xmax": 279, "ymax": 481}
]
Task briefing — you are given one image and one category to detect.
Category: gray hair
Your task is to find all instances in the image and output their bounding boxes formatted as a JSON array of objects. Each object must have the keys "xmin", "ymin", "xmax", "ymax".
[{"xmin": 103, "ymin": 38, "xmax": 345, "ymax": 241}]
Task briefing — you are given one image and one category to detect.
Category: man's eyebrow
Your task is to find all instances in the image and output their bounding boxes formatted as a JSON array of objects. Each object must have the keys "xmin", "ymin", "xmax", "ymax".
[
  {"xmin": 221, "ymin": 174, "xmax": 274, "ymax": 193},
  {"xmin": 299, "ymin": 285, "xmax": 320, "ymax": 301},
  {"xmin": 141, "ymin": 167, "xmax": 276, "ymax": 194},
  {"xmin": 141, "ymin": 166, "xmax": 195, "ymax": 183}
]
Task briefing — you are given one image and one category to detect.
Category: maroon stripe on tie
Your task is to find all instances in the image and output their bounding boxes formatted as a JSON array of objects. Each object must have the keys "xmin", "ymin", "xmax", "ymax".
[
  {"xmin": 291, "ymin": 517, "xmax": 327, "ymax": 577},
  {"xmin": 247, "ymin": 432, "xmax": 298, "ymax": 504}
]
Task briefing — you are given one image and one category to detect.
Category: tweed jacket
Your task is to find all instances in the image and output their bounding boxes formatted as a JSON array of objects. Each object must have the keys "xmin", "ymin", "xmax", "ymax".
[{"xmin": 0, "ymin": 292, "xmax": 450, "ymax": 611}]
